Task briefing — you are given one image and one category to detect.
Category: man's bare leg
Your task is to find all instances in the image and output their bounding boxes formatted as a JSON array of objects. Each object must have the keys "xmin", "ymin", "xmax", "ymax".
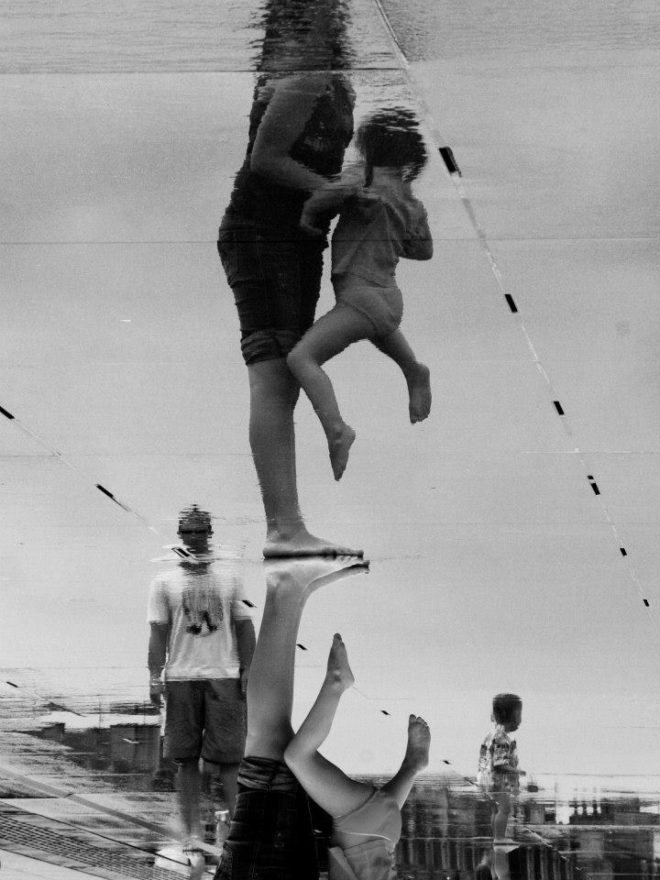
[
  {"xmin": 216, "ymin": 762, "xmax": 240, "ymax": 818},
  {"xmin": 177, "ymin": 758, "xmax": 203, "ymax": 842},
  {"xmin": 245, "ymin": 557, "xmax": 369, "ymax": 758},
  {"xmin": 247, "ymin": 359, "xmax": 363, "ymax": 557},
  {"xmin": 372, "ymin": 330, "xmax": 431, "ymax": 423}
]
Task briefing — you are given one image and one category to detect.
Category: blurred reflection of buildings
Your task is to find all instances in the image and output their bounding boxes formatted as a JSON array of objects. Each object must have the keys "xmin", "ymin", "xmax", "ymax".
[{"xmin": 393, "ymin": 778, "xmax": 659, "ymax": 880}]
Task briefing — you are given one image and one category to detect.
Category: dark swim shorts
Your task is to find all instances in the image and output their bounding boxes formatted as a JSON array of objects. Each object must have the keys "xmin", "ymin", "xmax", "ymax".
[
  {"xmin": 217, "ymin": 213, "xmax": 326, "ymax": 366},
  {"xmin": 214, "ymin": 756, "xmax": 319, "ymax": 880},
  {"xmin": 163, "ymin": 679, "xmax": 246, "ymax": 764}
]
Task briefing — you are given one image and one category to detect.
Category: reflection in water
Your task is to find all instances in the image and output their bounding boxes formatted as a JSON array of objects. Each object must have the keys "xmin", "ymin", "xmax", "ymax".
[
  {"xmin": 147, "ymin": 504, "xmax": 256, "ymax": 864},
  {"xmin": 214, "ymin": 557, "xmax": 431, "ymax": 880},
  {"xmin": 475, "ymin": 694, "xmax": 524, "ymax": 880},
  {"xmin": 217, "ymin": 0, "xmax": 362, "ymax": 558}
]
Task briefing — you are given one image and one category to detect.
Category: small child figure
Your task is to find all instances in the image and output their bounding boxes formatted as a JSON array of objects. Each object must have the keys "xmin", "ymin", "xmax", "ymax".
[
  {"xmin": 477, "ymin": 693, "xmax": 525, "ymax": 846},
  {"xmin": 287, "ymin": 107, "xmax": 434, "ymax": 480}
]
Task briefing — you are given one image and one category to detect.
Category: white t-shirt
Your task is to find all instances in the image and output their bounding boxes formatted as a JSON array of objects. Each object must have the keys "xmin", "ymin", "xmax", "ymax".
[{"xmin": 147, "ymin": 562, "xmax": 252, "ymax": 681}]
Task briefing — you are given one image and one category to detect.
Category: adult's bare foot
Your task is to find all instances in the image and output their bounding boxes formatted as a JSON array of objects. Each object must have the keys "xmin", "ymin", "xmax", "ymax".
[
  {"xmin": 263, "ymin": 523, "xmax": 363, "ymax": 559},
  {"xmin": 328, "ymin": 423, "xmax": 356, "ymax": 481},
  {"xmin": 264, "ymin": 556, "xmax": 370, "ymax": 601},
  {"xmin": 403, "ymin": 714, "xmax": 431, "ymax": 773},
  {"xmin": 326, "ymin": 633, "xmax": 355, "ymax": 691},
  {"xmin": 406, "ymin": 363, "xmax": 431, "ymax": 423}
]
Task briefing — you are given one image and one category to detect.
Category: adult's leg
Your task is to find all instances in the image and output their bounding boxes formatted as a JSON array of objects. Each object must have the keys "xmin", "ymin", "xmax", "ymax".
[
  {"xmin": 246, "ymin": 559, "xmax": 369, "ymax": 758},
  {"xmin": 248, "ymin": 359, "xmax": 363, "ymax": 557},
  {"xmin": 284, "ymin": 635, "xmax": 375, "ymax": 818},
  {"xmin": 287, "ymin": 305, "xmax": 374, "ymax": 480},
  {"xmin": 372, "ymin": 329, "xmax": 431, "ymax": 423},
  {"xmin": 216, "ymin": 762, "xmax": 240, "ymax": 817},
  {"xmin": 177, "ymin": 758, "xmax": 203, "ymax": 841},
  {"xmin": 380, "ymin": 714, "xmax": 431, "ymax": 809}
]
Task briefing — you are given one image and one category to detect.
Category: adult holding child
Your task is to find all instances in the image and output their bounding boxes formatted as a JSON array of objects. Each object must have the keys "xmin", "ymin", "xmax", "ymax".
[
  {"xmin": 217, "ymin": 0, "xmax": 362, "ymax": 559},
  {"xmin": 214, "ymin": 557, "xmax": 431, "ymax": 880}
]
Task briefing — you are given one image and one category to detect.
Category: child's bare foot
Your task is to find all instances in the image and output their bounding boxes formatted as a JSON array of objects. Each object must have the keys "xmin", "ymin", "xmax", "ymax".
[
  {"xmin": 326, "ymin": 633, "xmax": 355, "ymax": 691},
  {"xmin": 328, "ymin": 424, "xmax": 356, "ymax": 481},
  {"xmin": 263, "ymin": 523, "xmax": 363, "ymax": 559},
  {"xmin": 265, "ymin": 556, "xmax": 369, "ymax": 600},
  {"xmin": 406, "ymin": 363, "xmax": 431, "ymax": 423},
  {"xmin": 403, "ymin": 714, "xmax": 431, "ymax": 773}
]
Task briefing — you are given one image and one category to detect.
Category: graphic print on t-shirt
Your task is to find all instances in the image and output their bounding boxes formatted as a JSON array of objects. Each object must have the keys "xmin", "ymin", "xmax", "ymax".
[{"xmin": 181, "ymin": 572, "xmax": 225, "ymax": 636}]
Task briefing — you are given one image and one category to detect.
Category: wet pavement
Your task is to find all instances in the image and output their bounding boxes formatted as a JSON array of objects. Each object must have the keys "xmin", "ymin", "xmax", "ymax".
[{"xmin": 2, "ymin": 0, "xmax": 660, "ymax": 876}]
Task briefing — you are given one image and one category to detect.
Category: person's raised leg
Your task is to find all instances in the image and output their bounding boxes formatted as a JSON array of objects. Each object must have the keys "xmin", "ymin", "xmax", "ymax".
[
  {"xmin": 283, "ymin": 634, "xmax": 375, "ymax": 818},
  {"xmin": 246, "ymin": 559, "xmax": 369, "ymax": 759},
  {"xmin": 248, "ymin": 358, "xmax": 363, "ymax": 557},
  {"xmin": 372, "ymin": 329, "xmax": 431, "ymax": 423},
  {"xmin": 287, "ymin": 305, "xmax": 373, "ymax": 480},
  {"xmin": 380, "ymin": 714, "xmax": 431, "ymax": 809}
]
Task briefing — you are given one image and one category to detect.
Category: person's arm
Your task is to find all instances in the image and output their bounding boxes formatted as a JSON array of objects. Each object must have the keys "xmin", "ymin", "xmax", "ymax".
[
  {"xmin": 235, "ymin": 618, "xmax": 256, "ymax": 696},
  {"xmin": 148, "ymin": 622, "xmax": 170, "ymax": 706},
  {"xmin": 250, "ymin": 72, "xmax": 337, "ymax": 192},
  {"xmin": 402, "ymin": 199, "xmax": 433, "ymax": 261},
  {"xmin": 299, "ymin": 163, "xmax": 371, "ymax": 236}
]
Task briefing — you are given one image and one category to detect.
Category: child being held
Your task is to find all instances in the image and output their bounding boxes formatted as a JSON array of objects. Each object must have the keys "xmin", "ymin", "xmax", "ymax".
[
  {"xmin": 477, "ymin": 693, "xmax": 525, "ymax": 846},
  {"xmin": 287, "ymin": 107, "xmax": 433, "ymax": 480}
]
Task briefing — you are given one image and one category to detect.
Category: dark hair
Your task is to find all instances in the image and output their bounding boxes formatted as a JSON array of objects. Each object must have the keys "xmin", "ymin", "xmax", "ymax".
[
  {"xmin": 257, "ymin": 0, "xmax": 353, "ymax": 71},
  {"xmin": 178, "ymin": 504, "xmax": 213, "ymax": 532},
  {"xmin": 492, "ymin": 693, "xmax": 522, "ymax": 725},
  {"xmin": 356, "ymin": 107, "xmax": 427, "ymax": 184}
]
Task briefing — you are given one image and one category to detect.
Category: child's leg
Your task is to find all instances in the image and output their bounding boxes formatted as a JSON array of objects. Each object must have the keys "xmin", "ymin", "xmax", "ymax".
[
  {"xmin": 380, "ymin": 715, "xmax": 431, "ymax": 809},
  {"xmin": 287, "ymin": 305, "xmax": 374, "ymax": 480},
  {"xmin": 245, "ymin": 559, "xmax": 369, "ymax": 760},
  {"xmin": 284, "ymin": 635, "xmax": 375, "ymax": 818},
  {"xmin": 372, "ymin": 329, "xmax": 431, "ymax": 423},
  {"xmin": 491, "ymin": 791, "xmax": 512, "ymax": 841}
]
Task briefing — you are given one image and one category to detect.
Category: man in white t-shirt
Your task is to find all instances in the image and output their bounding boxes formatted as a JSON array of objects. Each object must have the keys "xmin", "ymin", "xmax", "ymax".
[{"xmin": 147, "ymin": 505, "xmax": 255, "ymax": 859}]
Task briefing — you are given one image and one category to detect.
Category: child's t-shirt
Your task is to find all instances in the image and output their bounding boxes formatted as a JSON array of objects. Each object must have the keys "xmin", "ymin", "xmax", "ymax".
[
  {"xmin": 477, "ymin": 724, "xmax": 520, "ymax": 793},
  {"xmin": 331, "ymin": 174, "xmax": 432, "ymax": 287}
]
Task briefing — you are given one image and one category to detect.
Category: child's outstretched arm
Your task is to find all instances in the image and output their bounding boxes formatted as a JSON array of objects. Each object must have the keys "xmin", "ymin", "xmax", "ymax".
[{"xmin": 402, "ymin": 200, "xmax": 433, "ymax": 261}]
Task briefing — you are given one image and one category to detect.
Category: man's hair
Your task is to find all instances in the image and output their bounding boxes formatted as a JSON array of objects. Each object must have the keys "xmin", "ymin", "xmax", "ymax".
[
  {"xmin": 492, "ymin": 693, "xmax": 522, "ymax": 725},
  {"xmin": 177, "ymin": 504, "xmax": 213, "ymax": 532}
]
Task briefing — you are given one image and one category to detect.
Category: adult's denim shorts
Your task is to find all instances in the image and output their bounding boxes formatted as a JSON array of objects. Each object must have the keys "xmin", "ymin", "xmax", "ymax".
[
  {"xmin": 217, "ymin": 212, "xmax": 326, "ymax": 366},
  {"xmin": 214, "ymin": 756, "xmax": 319, "ymax": 880}
]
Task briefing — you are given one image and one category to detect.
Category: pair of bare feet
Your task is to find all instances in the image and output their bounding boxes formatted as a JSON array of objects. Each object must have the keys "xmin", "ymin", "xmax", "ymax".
[
  {"xmin": 325, "ymin": 362, "xmax": 432, "ymax": 482},
  {"xmin": 268, "ymin": 556, "xmax": 431, "ymax": 773},
  {"xmin": 326, "ymin": 631, "xmax": 431, "ymax": 773}
]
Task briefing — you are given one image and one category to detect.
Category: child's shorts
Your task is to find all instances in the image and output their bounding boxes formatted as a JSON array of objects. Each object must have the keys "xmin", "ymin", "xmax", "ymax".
[
  {"xmin": 214, "ymin": 756, "xmax": 319, "ymax": 880},
  {"xmin": 332, "ymin": 274, "xmax": 403, "ymax": 339}
]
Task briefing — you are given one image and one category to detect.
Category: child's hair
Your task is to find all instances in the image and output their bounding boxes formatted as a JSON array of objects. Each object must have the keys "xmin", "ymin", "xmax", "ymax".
[
  {"xmin": 356, "ymin": 107, "xmax": 427, "ymax": 184},
  {"xmin": 492, "ymin": 693, "xmax": 522, "ymax": 725}
]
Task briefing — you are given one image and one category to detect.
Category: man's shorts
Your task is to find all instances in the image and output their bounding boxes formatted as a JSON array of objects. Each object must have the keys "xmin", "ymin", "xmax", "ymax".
[
  {"xmin": 217, "ymin": 212, "xmax": 326, "ymax": 366},
  {"xmin": 214, "ymin": 756, "xmax": 319, "ymax": 880},
  {"xmin": 163, "ymin": 679, "xmax": 246, "ymax": 765}
]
